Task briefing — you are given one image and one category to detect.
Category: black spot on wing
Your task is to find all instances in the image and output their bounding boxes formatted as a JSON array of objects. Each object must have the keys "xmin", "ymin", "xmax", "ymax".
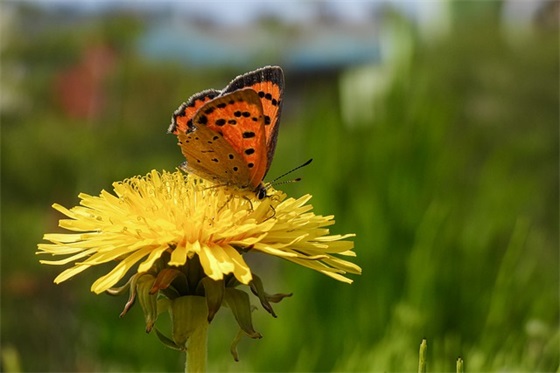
[{"xmin": 197, "ymin": 115, "xmax": 208, "ymax": 125}]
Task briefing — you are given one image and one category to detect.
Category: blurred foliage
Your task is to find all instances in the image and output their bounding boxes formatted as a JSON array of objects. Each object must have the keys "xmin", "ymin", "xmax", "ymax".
[{"xmin": 1, "ymin": 2, "xmax": 558, "ymax": 372}]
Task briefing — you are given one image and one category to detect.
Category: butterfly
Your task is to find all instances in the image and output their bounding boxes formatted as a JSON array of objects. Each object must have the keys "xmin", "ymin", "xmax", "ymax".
[{"xmin": 168, "ymin": 66, "xmax": 284, "ymax": 199}]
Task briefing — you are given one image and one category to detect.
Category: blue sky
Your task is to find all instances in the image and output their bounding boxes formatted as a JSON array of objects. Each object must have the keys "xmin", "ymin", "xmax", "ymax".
[
  {"xmin": 24, "ymin": 0, "xmax": 543, "ymax": 25},
  {"xmin": 23, "ymin": 0, "xmax": 418, "ymax": 25}
]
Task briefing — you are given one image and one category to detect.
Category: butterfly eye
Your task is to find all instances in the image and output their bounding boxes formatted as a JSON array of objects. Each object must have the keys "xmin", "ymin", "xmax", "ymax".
[{"xmin": 256, "ymin": 187, "xmax": 268, "ymax": 200}]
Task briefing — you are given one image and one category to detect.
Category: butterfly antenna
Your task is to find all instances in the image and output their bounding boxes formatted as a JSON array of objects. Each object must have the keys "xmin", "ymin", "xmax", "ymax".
[{"xmin": 266, "ymin": 158, "xmax": 313, "ymax": 189}]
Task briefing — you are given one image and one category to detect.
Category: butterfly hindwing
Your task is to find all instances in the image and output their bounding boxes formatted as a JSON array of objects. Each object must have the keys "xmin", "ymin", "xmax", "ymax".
[
  {"xmin": 221, "ymin": 66, "xmax": 284, "ymax": 177},
  {"xmin": 168, "ymin": 89, "xmax": 221, "ymax": 134},
  {"xmin": 177, "ymin": 125, "xmax": 251, "ymax": 187},
  {"xmin": 183, "ymin": 88, "xmax": 268, "ymax": 189}
]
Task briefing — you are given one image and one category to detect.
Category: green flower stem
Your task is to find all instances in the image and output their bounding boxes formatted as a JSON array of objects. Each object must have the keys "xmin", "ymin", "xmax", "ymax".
[
  {"xmin": 456, "ymin": 357, "xmax": 464, "ymax": 373},
  {"xmin": 171, "ymin": 296, "xmax": 210, "ymax": 373},
  {"xmin": 185, "ymin": 321, "xmax": 208, "ymax": 373},
  {"xmin": 418, "ymin": 339, "xmax": 427, "ymax": 373}
]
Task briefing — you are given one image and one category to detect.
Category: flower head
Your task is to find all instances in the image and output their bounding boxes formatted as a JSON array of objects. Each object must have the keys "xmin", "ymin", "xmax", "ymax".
[
  {"xmin": 38, "ymin": 170, "xmax": 360, "ymax": 294},
  {"xmin": 38, "ymin": 170, "xmax": 360, "ymax": 356}
]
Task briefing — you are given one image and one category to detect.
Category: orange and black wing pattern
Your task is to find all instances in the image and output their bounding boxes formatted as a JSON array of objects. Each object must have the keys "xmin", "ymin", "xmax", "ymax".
[
  {"xmin": 221, "ymin": 66, "xmax": 284, "ymax": 177},
  {"xmin": 179, "ymin": 89, "xmax": 267, "ymax": 189},
  {"xmin": 168, "ymin": 89, "xmax": 220, "ymax": 134}
]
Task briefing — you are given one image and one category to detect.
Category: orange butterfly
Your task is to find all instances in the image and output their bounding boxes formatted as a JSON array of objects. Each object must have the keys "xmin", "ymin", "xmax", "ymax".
[{"xmin": 168, "ymin": 66, "xmax": 284, "ymax": 199}]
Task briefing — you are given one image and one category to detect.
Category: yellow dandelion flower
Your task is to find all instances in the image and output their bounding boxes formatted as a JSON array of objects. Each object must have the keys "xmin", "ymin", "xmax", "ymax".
[
  {"xmin": 37, "ymin": 170, "xmax": 361, "ymax": 294},
  {"xmin": 38, "ymin": 169, "xmax": 361, "ymax": 363}
]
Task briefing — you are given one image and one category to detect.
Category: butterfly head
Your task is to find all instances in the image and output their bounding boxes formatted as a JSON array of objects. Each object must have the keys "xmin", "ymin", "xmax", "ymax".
[{"xmin": 255, "ymin": 183, "xmax": 269, "ymax": 200}]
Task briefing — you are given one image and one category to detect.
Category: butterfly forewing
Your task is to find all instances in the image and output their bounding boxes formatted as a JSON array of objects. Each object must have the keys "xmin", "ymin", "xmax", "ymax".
[
  {"xmin": 221, "ymin": 66, "xmax": 284, "ymax": 176},
  {"xmin": 185, "ymin": 89, "xmax": 268, "ymax": 189},
  {"xmin": 168, "ymin": 89, "xmax": 221, "ymax": 134}
]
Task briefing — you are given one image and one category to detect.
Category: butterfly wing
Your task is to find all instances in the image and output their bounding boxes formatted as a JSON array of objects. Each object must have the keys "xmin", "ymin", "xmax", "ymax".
[
  {"xmin": 179, "ymin": 88, "xmax": 268, "ymax": 190},
  {"xmin": 168, "ymin": 89, "xmax": 221, "ymax": 134},
  {"xmin": 177, "ymin": 125, "xmax": 252, "ymax": 187},
  {"xmin": 221, "ymin": 66, "xmax": 284, "ymax": 177}
]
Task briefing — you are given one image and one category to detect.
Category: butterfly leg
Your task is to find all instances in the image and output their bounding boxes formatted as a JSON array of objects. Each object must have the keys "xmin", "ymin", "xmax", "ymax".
[
  {"xmin": 242, "ymin": 195, "xmax": 255, "ymax": 212},
  {"xmin": 217, "ymin": 194, "xmax": 236, "ymax": 214},
  {"xmin": 262, "ymin": 204, "xmax": 276, "ymax": 222}
]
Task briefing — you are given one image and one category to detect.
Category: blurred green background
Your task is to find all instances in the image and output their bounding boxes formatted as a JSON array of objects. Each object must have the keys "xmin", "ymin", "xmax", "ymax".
[{"xmin": 1, "ymin": 1, "xmax": 558, "ymax": 372}]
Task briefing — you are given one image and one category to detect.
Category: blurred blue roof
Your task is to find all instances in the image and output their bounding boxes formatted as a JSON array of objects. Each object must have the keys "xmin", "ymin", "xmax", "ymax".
[{"xmin": 137, "ymin": 19, "xmax": 381, "ymax": 70}]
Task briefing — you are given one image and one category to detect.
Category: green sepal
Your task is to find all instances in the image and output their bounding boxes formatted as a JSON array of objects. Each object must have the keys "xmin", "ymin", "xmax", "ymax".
[
  {"xmin": 262, "ymin": 291, "xmax": 293, "ymax": 304},
  {"xmin": 185, "ymin": 254, "xmax": 204, "ymax": 292},
  {"xmin": 249, "ymin": 274, "xmax": 292, "ymax": 317},
  {"xmin": 136, "ymin": 273, "xmax": 158, "ymax": 332},
  {"xmin": 224, "ymin": 288, "xmax": 262, "ymax": 339},
  {"xmin": 157, "ymin": 297, "xmax": 171, "ymax": 316},
  {"xmin": 230, "ymin": 329, "xmax": 244, "ymax": 362},
  {"xmin": 155, "ymin": 328, "xmax": 182, "ymax": 351},
  {"xmin": 105, "ymin": 274, "xmax": 134, "ymax": 296},
  {"xmin": 151, "ymin": 268, "xmax": 186, "ymax": 299},
  {"xmin": 200, "ymin": 277, "xmax": 225, "ymax": 323},
  {"xmin": 115, "ymin": 272, "xmax": 143, "ymax": 317}
]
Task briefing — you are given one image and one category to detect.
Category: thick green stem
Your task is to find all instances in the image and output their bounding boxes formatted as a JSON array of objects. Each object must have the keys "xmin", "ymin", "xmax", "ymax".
[
  {"xmin": 171, "ymin": 296, "xmax": 209, "ymax": 373},
  {"xmin": 185, "ymin": 320, "xmax": 208, "ymax": 373}
]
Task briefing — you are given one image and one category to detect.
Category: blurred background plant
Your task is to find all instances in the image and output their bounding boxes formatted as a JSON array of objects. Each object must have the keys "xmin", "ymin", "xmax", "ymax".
[{"xmin": 1, "ymin": 1, "xmax": 558, "ymax": 372}]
